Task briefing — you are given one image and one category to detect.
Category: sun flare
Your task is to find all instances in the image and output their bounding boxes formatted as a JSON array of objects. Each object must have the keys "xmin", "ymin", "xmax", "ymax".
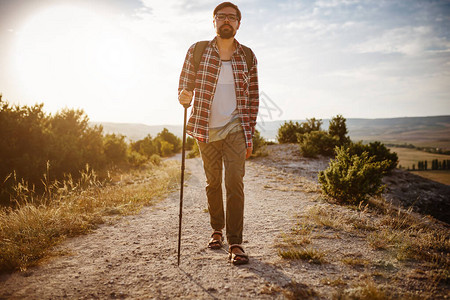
[{"xmin": 13, "ymin": 4, "xmax": 142, "ymax": 114}]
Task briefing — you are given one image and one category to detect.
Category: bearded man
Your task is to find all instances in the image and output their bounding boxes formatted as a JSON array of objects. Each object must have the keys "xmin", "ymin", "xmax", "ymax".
[{"xmin": 178, "ymin": 2, "xmax": 259, "ymax": 265}]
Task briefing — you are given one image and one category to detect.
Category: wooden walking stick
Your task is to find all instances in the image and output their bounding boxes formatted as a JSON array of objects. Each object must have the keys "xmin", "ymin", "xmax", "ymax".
[{"xmin": 178, "ymin": 103, "xmax": 189, "ymax": 266}]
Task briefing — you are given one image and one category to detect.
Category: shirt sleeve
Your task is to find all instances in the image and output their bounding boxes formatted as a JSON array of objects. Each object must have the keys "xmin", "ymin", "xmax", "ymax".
[
  {"xmin": 248, "ymin": 51, "xmax": 259, "ymax": 138},
  {"xmin": 178, "ymin": 43, "xmax": 197, "ymax": 93}
]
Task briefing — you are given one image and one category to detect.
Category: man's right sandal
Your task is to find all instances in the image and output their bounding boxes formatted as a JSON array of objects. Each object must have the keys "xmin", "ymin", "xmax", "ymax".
[{"xmin": 207, "ymin": 231, "xmax": 223, "ymax": 249}]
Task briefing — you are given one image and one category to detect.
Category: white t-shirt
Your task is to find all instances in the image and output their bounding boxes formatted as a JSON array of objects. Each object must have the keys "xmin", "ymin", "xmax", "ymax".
[{"xmin": 209, "ymin": 61, "xmax": 238, "ymax": 128}]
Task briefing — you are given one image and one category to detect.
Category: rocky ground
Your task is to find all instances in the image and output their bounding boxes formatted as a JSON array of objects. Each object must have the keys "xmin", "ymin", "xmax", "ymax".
[{"xmin": 0, "ymin": 144, "xmax": 448, "ymax": 299}]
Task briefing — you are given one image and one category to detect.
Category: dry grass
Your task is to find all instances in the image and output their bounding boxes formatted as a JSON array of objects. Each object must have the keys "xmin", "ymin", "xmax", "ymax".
[
  {"xmin": 321, "ymin": 277, "xmax": 347, "ymax": 287},
  {"xmin": 0, "ymin": 161, "xmax": 180, "ymax": 272},
  {"xmin": 278, "ymin": 247, "xmax": 326, "ymax": 264},
  {"xmin": 283, "ymin": 281, "xmax": 318, "ymax": 299},
  {"xmin": 304, "ymin": 205, "xmax": 347, "ymax": 230},
  {"xmin": 278, "ymin": 198, "xmax": 449, "ymax": 298},
  {"xmin": 333, "ymin": 280, "xmax": 389, "ymax": 300},
  {"xmin": 341, "ymin": 255, "xmax": 370, "ymax": 267}
]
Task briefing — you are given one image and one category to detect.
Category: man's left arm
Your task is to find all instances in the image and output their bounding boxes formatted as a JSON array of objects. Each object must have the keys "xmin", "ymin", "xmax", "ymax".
[{"xmin": 247, "ymin": 52, "xmax": 259, "ymax": 158}]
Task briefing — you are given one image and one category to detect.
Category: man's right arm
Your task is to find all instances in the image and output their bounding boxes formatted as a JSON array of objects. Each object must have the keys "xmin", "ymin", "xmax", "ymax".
[{"xmin": 178, "ymin": 44, "xmax": 197, "ymax": 107}]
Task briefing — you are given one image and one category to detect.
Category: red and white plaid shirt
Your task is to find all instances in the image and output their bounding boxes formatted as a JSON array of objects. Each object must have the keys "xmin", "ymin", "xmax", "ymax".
[{"xmin": 178, "ymin": 37, "xmax": 259, "ymax": 148}]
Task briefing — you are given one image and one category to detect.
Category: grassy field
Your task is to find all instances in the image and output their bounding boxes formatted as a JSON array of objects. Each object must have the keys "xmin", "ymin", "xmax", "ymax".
[
  {"xmin": 389, "ymin": 147, "xmax": 450, "ymax": 185},
  {"xmin": 0, "ymin": 161, "xmax": 180, "ymax": 272},
  {"xmin": 410, "ymin": 170, "xmax": 450, "ymax": 186}
]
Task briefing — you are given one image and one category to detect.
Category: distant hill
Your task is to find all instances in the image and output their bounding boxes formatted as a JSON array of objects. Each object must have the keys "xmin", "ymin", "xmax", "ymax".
[
  {"xmin": 91, "ymin": 115, "xmax": 450, "ymax": 149},
  {"xmin": 90, "ymin": 122, "xmax": 183, "ymax": 142}
]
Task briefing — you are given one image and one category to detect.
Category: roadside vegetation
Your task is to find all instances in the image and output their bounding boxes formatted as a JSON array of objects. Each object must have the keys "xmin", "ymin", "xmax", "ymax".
[
  {"xmin": 276, "ymin": 197, "xmax": 449, "ymax": 299},
  {"xmin": 0, "ymin": 96, "xmax": 181, "ymax": 272},
  {"xmin": 274, "ymin": 115, "xmax": 448, "ymax": 298},
  {"xmin": 277, "ymin": 115, "xmax": 398, "ymax": 204}
]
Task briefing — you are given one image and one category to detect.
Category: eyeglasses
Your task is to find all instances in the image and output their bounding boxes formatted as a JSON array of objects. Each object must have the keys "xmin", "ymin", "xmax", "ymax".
[{"xmin": 215, "ymin": 13, "xmax": 238, "ymax": 22}]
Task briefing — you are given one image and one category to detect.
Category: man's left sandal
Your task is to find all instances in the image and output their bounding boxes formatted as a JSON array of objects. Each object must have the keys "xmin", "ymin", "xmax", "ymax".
[{"xmin": 228, "ymin": 244, "xmax": 249, "ymax": 265}]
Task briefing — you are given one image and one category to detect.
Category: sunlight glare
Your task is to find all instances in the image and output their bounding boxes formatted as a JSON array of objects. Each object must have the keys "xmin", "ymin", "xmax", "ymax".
[{"xmin": 13, "ymin": 4, "xmax": 141, "ymax": 114}]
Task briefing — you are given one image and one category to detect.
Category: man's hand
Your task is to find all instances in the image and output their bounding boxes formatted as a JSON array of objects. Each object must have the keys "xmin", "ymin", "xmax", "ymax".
[
  {"xmin": 246, "ymin": 147, "xmax": 253, "ymax": 159},
  {"xmin": 178, "ymin": 89, "xmax": 193, "ymax": 107}
]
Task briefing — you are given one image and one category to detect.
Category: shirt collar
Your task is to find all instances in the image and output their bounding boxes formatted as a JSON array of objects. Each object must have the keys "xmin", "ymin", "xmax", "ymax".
[{"xmin": 211, "ymin": 37, "xmax": 242, "ymax": 55}]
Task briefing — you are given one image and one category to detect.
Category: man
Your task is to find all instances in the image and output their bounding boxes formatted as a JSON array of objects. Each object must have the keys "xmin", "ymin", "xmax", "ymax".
[{"xmin": 178, "ymin": 2, "xmax": 259, "ymax": 265}]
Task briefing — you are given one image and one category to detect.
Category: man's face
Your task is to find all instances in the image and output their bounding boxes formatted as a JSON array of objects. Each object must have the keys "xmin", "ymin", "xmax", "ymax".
[{"xmin": 213, "ymin": 6, "xmax": 240, "ymax": 39}]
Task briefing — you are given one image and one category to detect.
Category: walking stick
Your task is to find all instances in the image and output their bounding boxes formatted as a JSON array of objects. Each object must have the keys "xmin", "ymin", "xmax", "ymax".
[{"xmin": 178, "ymin": 103, "xmax": 189, "ymax": 266}]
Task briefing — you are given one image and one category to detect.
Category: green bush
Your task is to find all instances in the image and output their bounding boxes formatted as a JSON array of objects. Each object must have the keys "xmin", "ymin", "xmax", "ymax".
[
  {"xmin": 295, "ymin": 118, "xmax": 324, "ymax": 144},
  {"xmin": 252, "ymin": 129, "xmax": 268, "ymax": 157},
  {"xmin": 347, "ymin": 141, "xmax": 398, "ymax": 173},
  {"xmin": 299, "ymin": 131, "xmax": 337, "ymax": 158},
  {"xmin": 186, "ymin": 137, "xmax": 195, "ymax": 151},
  {"xmin": 277, "ymin": 118, "xmax": 325, "ymax": 144},
  {"xmin": 318, "ymin": 146, "xmax": 387, "ymax": 204},
  {"xmin": 150, "ymin": 154, "xmax": 162, "ymax": 166},
  {"xmin": 155, "ymin": 128, "xmax": 181, "ymax": 155},
  {"xmin": 328, "ymin": 115, "xmax": 350, "ymax": 146},
  {"xmin": 103, "ymin": 134, "xmax": 127, "ymax": 165},
  {"xmin": 187, "ymin": 141, "xmax": 200, "ymax": 158},
  {"xmin": 301, "ymin": 118, "xmax": 322, "ymax": 134},
  {"xmin": 277, "ymin": 121, "xmax": 303, "ymax": 143},
  {"xmin": 130, "ymin": 134, "xmax": 157, "ymax": 158},
  {"xmin": 0, "ymin": 97, "xmax": 109, "ymax": 205},
  {"xmin": 127, "ymin": 150, "xmax": 147, "ymax": 167},
  {"xmin": 160, "ymin": 140, "xmax": 174, "ymax": 157}
]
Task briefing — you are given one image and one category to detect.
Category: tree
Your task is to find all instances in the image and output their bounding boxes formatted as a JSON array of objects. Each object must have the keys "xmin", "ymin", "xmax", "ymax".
[{"xmin": 328, "ymin": 115, "xmax": 350, "ymax": 146}]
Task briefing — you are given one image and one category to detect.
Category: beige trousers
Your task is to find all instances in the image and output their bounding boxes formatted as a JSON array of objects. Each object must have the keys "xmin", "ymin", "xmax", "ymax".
[{"xmin": 198, "ymin": 130, "xmax": 246, "ymax": 245}]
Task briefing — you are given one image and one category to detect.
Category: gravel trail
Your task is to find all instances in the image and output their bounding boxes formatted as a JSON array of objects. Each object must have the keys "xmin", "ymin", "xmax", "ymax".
[{"xmin": 0, "ymin": 146, "xmax": 324, "ymax": 299}]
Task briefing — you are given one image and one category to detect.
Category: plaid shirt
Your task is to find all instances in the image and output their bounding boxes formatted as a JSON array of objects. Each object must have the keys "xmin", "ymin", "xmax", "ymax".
[{"xmin": 178, "ymin": 37, "xmax": 259, "ymax": 148}]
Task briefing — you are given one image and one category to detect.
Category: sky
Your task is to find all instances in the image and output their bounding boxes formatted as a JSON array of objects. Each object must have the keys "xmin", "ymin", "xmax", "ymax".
[{"xmin": 0, "ymin": 0, "xmax": 449, "ymax": 126}]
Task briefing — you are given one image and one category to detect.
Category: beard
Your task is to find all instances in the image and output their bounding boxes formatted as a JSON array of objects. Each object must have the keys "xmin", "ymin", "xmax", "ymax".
[{"xmin": 218, "ymin": 24, "xmax": 235, "ymax": 39}]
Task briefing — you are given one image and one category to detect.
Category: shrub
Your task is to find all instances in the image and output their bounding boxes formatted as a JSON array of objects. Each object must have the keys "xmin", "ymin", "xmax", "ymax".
[
  {"xmin": 130, "ymin": 134, "xmax": 158, "ymax": 158},
  {"xmin": 277, "ymin": 121, "xmax": 303, "ymax": 143},
  {"xmin": 318, "ymin": 146, "xmax": 387, "ymax": 204},
  {"xmin": 252, "ymin": 129, "xmax": 268, "ymax": 157},
  {"xmin": 155, "ymin": 128, "xmax": 181, "ymax": 154},
  {"xmin": 299, "ymin": 131, "xmax": 337, "ymax": 158},
  {"xmin": 328, "ymin": 115, "xmax": 350, "ymax": 146},
  {"xmin": 160, "ymin": 140, "xmax": 174, "ymax": 157},
  {"xmin": 296, "ymin": 118, "xmax": 324, "ymax": 143},
  {"xmin": 186, "ymin": 137, "xmax": 195, "ymax": 151},
  {"xmin": 0, "ymin": 98, "xmax": 109, "ymax": 205},
  {"xmin": 187, "ymin": 141, "xmax": 200, "ymax": 158},
  {"xmin": 301, "ymin": 118, "xmax": 322, "ymax": 134},
  {"xmin": 347, "ymin": 141, "xmax": 398, "ymax": 173},
  {"xmin": 149, "ymin": 154, "xmax": 161, "ymax": 166},
  {"xmin": 103, "ymin": 134, "xmax": 127, "ymax": 165},
  {"xmin": 127, "ymin": 150, "xmax": 147, "ymax": 167}
]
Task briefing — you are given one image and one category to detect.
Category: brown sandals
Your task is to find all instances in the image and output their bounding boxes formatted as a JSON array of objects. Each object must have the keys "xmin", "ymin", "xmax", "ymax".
[
  {"xmin": 228, "ymin": 244, "xmax": 249, "ymax": 265},
  {"xmin": 207, "ymin": 230, "xmax": 224, "ymax": 249}
]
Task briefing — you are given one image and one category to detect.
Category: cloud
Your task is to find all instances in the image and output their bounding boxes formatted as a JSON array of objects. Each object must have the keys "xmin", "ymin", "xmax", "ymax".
[
  {"xmin": 350, "ymin": 26, "xmax": 450, "ymax": 56},
  {"xmin": 1, "ymin": 0, "xmax": 449, "ymax": 125}
]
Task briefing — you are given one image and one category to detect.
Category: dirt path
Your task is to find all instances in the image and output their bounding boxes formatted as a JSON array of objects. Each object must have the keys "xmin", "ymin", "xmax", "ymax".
[{"xmin": 0, "ymin": 146, "xmax": 328, "ymax": 299}]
